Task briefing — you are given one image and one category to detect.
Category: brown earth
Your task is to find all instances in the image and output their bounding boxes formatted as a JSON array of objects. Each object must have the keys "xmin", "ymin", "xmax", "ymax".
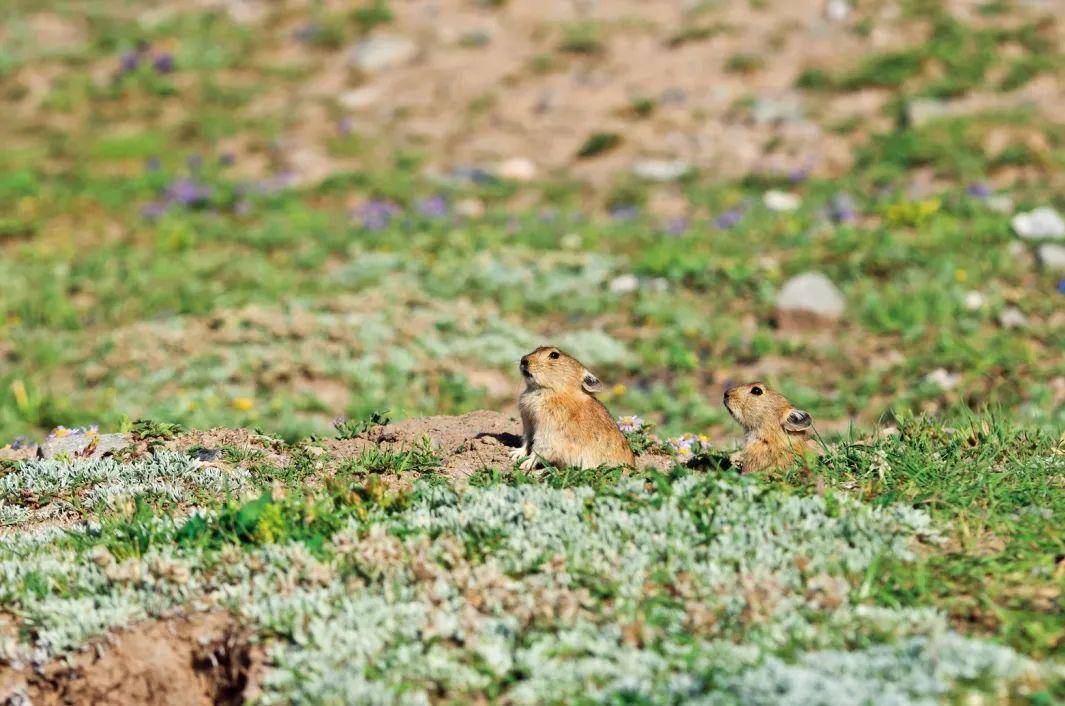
[
  {"xmin": 9, "ymin": 1, "xmax": 1060, "ymax": 200},
  {"xmin": 168, "ymin": 409, "xmax": 673, "ymax": 480},
  {"xmin": 1, "ymin": 613, "xmax": 264, "ymax": 706}
]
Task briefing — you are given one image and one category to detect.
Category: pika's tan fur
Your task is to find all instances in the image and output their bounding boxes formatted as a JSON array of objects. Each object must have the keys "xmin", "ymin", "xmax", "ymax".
[
  {"xmin": 512, "ymin": 346, "xmax": 635, "ymax": 470},
  {"xmin": 724, "ymin": 382, "xmax": 819, "ymax": 472}
]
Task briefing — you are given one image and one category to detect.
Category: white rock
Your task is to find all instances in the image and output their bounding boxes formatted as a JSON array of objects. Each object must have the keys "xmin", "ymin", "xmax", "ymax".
[
  {"xmin": 39, "ymin": 432, "xmax": 131, "ymax": 460},
  {"xmin": 824, "ymin": 0, "xmax": 852, "ymax": 22},
  {"xmin": 752, "ymin": 95, "xmax": 804, "ymax": 125},
  {"xmin": 455, "ymin": 197, "xmax": 484, "ymax": 218},
  {"xmin": 1011, "ymin": 207, "xmax": 1065, "ymax": 240},
  {"xmin": 776, "ymin": 272, "xmax": 846, "ymax": 321},
  {"xmin": 986, "ymin": 194, "xmax": 1013, "ymax": 214},
  {"xmin": 339, "ymin": 86, "xmax": 382, "ymax": 110},
  {"xmin": 963, "ymin": 291, "xmax": 985, "ymax": 311},
  {"xmin": 1037, "ymin": 243, "xmax": 1065, "ymax": 272},
  {"xmin": 609, "ymin": 274, "xmax": 640, "ymax": 294},
  {"xmin": 998, "ymin": 307, "xmax": 1028, "ymax": 329},
  {"xmin": 907, "ymin": 98, "xmax": 948, "ymax": 127},
  {"xmin": 764, "ymin": 190, "xmax": 801, "ymax": 212},
  {"xmin": 924, "ymin": 368, "xmax": 959, "ymax": 391},
  {"xmin": 349, "ymin": 35, "xmax": 417, "ymax": 72},
  {"xmin": 631, "ymin": 159, "xmax": 691, "ymax": 182},
  {"xmin": 497, "ymin": 157, "xmax": 537, "ymax": 182}
]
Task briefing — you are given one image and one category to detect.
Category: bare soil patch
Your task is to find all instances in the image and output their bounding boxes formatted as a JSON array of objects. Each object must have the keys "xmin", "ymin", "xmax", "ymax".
[
  {"xmin": 324, "ymin": 409, "xmax": 672, "ymax": 477},
  {"xmin": 2, "ymin": 612, "xmax": 264, "ymax": 706}
]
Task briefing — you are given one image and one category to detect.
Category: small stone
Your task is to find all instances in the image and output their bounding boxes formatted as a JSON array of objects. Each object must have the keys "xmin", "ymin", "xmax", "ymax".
[
  {"xmin": 191, "ymin": 447, "xmax": 221, "ymax": 462},
  {"xmin": 38, "ymin": 432, "xmax": 131, "ymax": 460},
  {"xmin": 924, "ymin": 368, "xmax": 959, "ymax": 391},
  {"xmin": 906, "ymin": 98, "xmax": 948, "ymax": 127},
  {"xmin": 824, "ymin": 0, "xmax": 852, "ymax": 22},
  {"xmin": 338, "ymin": 86, "xmax": 382, "ymax": 110},
  {"xmin": 631, "ymin": 159, "xmax": 691, "ymax": 182},
  {"xmin": 609, "ymin": 274, "xmax": 640, "ymax": 294},
  {"xmin": 455, "ymin": 197, "xmax": 485, "ymax": 218},
  {"xmin": 497, "ymin": 157, "xmax": 537, "ymax": 181},
  {"xmin": 1037, "ymin": 244, "xmax": 1065, "ymax": 272},
  {"xmin": 1012, "ymin": 207, "xmax": 1065, "ymax": 240},
  {"xmin": 963, "ymin": 291, "xmax": 986, "ymax": 311},
  {"xmin": 985, "ymin": 194, "xmax": 1014, "ymax": 214},
  {"xmin": 763, "ymin": 190, "xmax": 801, "ymax": 212},
  {"xmin": 349, "ymin": 35, "xmax": 417, "ymax": 72},
  {"xmin": 775, "ymin": 272, "xmax": 846, "ymax": 327},
  {"xmin": 998, "ymin": 307, "xmax": 1028, "ymax": 329},
  {"xmin": 751, "ymin": 95, "xmax": 804, "ymax": 125}
]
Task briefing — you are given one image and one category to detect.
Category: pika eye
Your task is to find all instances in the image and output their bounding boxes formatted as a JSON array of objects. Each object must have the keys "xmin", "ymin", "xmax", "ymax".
[
  {"xmin": 548, "ymin": 351, "xmax": 560, "ymax": 359},
  {"xmin": 750, "ymin": 386, "xmax": 763, "ymax": 396}
]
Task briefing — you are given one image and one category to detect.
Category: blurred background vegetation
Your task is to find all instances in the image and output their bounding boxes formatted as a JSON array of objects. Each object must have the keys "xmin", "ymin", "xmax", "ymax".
[{"xmin": 1, "ymin": 0, "xmax": 1063, "ymax": 443}]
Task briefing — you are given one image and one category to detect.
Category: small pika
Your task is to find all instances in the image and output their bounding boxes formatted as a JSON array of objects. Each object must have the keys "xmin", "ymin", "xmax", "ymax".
[
  {"xmin": 723, "ymin": 382, "xmax": 819, "ymax": 472},
  {"xmin": 511, "ymin": 346, "xmax": 635, "ymax": 470}
]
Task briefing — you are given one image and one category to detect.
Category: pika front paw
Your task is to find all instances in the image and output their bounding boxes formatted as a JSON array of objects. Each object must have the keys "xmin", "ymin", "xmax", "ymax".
[{"xmin": 509, "ymin": 445, "xmax": 527, "ymax": 463}]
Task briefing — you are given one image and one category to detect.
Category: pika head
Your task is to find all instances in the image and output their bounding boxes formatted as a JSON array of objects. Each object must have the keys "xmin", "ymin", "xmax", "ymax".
[
  {"xmin": 724, "ymin": 382, "xmax": 812, "ymax": 435},
  {"xmin": 519, "ymin": 347, "xmax": 602, "ymax": 394}
]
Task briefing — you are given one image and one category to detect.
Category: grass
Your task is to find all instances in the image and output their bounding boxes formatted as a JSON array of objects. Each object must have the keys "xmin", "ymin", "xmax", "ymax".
[{"xmin": 0, "ymin": 0, "xmax": 1062, "ymax": 699}]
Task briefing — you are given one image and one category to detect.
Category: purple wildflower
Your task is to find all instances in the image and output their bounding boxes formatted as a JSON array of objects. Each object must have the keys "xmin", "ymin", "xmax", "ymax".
[
  {"xmin": 828, "ymin": 192, "xmax": 858, "ymax": 224},
  {"xmin": 417, "ymin": 195, "xmax": 449, "ymax": 218},
  {"xmin": 788, "ymin": 166, "xmax": 809, "ymax": 183},
  {"xmin": 664, "ymin": 217, "xmax": 689, "ymax": 236},
  {"xmin": 617, "ymin": 415, "xmax": 644, "ymax": 433},
  {"xmin": 965, "ymin": 182, "xmax": 992, "ymax": 199},
  {"xmin": 1058, "ymin": 279, "xmax": 1065, "ymax": 295},
  {"xmin": 714, "ymin": 209, "xmax": 743, "ymax": 229},
  {"xmin": 166, "ymin": 177, "xmax": 212, "ymax": 206},
  {"xmin": 356, "ymin": 199, "xmax": 401, "ymax": 231},
  {"xmin": 10, "ymin": 436, "xmax": 32, "ymax": 450},
  {"xmin": 119, "ymin": 51, "xmax": 139, "ymax": 73},
  {"xmin": 609, "ymin": 205, "xmax": 639, "ymax": 222},
  {"xmin": 337, "ymin": 117, "xmax": 354, "ymax": 136},
  {"xmin": 666, "ymin": 433, "xmax": 711, "ymax": 461},
  {"xmin": 140, "ymin": 200, "xmax": 169, "ymax": 220},
  {"xmin": 153, "ymin": 53, "xmax": 174, "ymax": 74}
]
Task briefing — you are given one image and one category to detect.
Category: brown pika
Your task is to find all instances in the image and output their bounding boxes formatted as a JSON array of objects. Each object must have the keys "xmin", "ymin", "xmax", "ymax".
[
  {"xmin": 724, "ymin": 382, "xmax": 819, "ymax": 472},
  {"xmin": 511, "ymin": 346, "xmax": 635, "ymax": 470}
]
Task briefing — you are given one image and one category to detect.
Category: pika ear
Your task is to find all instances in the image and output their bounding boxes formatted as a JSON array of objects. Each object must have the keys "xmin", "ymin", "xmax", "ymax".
[
  {"xmin": 782, "ymin": 408, "xmax": 812, "ymax": 432},
  {"xmin": 581, "ymin": 370, "xmax": 603, "ymax": 393}
]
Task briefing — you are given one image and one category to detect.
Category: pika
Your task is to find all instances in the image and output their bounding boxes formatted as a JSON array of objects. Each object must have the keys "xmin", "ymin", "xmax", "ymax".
[
  {"xmin": 511, "ymin": 346, "xmax": 635, "ymax": 470},
  {"xmin": 724, "ymin": 382, "xmax": 819, "ymax": 472}
]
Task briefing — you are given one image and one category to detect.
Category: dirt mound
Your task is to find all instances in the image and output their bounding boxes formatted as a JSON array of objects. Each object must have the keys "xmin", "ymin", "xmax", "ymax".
[
  {"xmin": 324, "ymin": 409, "xmax": 522, "ymax": 478},
  {"xmin": 325, "ymin": 410, "xmax": 671, "ymax": 476},
  {"xmin": 3, "ymin": 613, "xmax": 264, "ymax": 706}
]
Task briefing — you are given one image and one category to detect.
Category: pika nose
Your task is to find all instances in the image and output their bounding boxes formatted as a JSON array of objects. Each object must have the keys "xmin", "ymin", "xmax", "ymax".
[{"xmin": 520, "ymin": 356, "xmax": 529, "ymax": 370}]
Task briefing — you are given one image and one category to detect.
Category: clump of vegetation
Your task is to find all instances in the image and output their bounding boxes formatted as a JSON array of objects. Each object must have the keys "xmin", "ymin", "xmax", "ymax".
[
  {"xmin": 576, "ymin": 131, "xmax": 622, "ymax": 158},
  {"xmin": 333, "ymin": 411, "xmax": 391, "ymax": 440},
  {"xmin": 558, "ymin": 21, "xmax": 605, "ymax": 55}
]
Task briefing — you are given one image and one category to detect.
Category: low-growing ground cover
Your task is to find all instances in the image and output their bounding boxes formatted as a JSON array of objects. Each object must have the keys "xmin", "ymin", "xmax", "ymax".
[
  {"xmin": 0, "ymin": 412, "xmax": 1061, "ymax": 703},
  {"xmin": 1, "ymin": 0, "xmax": 1063, "ymax": 702}
]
